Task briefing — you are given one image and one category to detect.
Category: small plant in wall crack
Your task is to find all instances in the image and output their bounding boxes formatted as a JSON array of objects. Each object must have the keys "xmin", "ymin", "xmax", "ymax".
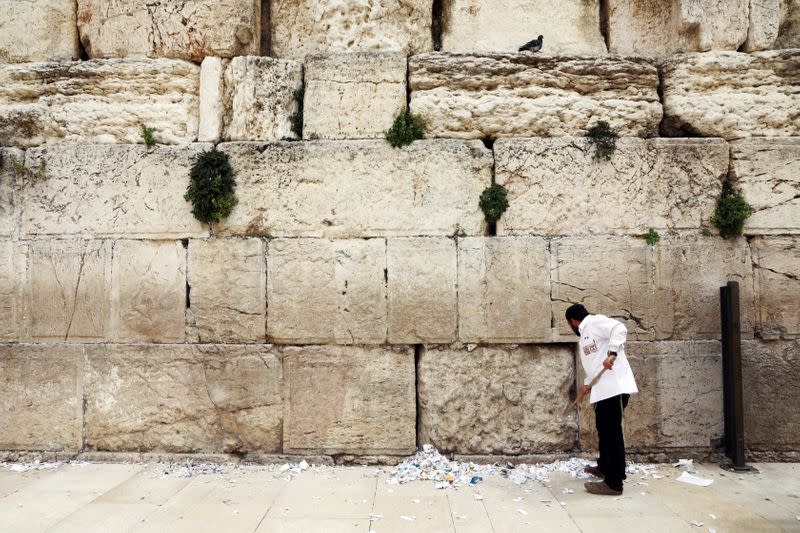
[
  {"xmin": 3, "ymin": 153, "xmax": 50, "ymax": 182},
  {"xmin": 586, "ymin": 120, "xmax": 619, "ymax": 161},
  {"xmin": 711, "ymin": 184, "xmax": 752, "ymax": 239},
  {"xmin": 139, "ymin": 123, "xmax": 157, "ymax": 148},
  {"xmin": 643, "ymin": 228, "xmax": 660, "ymax": 246},
  {"xmin": 290, "ymin": 86, "xmax": 304, "ymax": 139},
  {"xmin": 385, "ymin": 108, "xmax": 426, "ymax": 148},
  {"xmin": 185, "ymin": 148, "xmax": 238, "ymax": 224},
  {"xmin": 479, "ymin": 184, "xmax": 509, "ymax": 228}
]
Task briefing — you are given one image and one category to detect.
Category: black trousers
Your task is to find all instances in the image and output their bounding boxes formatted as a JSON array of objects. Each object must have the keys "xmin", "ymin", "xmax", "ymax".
[{"xmin": 594, "ymin": 393, "xmax": 630, "ymax": 491}]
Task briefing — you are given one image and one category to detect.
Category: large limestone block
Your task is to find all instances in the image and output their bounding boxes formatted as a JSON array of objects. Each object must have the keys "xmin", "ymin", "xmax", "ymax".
[
  {"xmin": 0, "ymin": 241, "xmax": 24, "ymax": 341},
  {"xmin": 442, "ymin": 0, "xmax": 606, "ymax": 54},
  {"xmin": 731, "ymin": 138, "xmax": 800, "ymax": 235},
  {"xmin": 457, "ymin": 237, "xmax": 551, "ymax": 343},
  {"xmin": 409, "ymin": 54, "xmax": 662, "ymax": 139},
  {"xmin": 110, "ymin": 240, "xmax": 186, "ymax": 343},
  {"xmin": 745, "ymin": 0, "xmax": 800, "ymax": 51},
  {"xmin": 267, "ymin": 239, "xmax": 386, "ymax": 344},
  {"xmin": 0, "ymin": 345, "xmax": 85, "ymax": 451},
  {"xmin": 283, "ymin": 345, "xmax": 415, "ymax": 455},
  {"xmin": 742, "ymin": 340, "xmax": 800, "ymax": 450},
  {"xmin": 303, "ymin": 52, "xmax": 407, "ymax": 140},
  {"xmin": 270, "ymin": 0, "xmax": 432, "ymax": 59},
  {"xmin": 388, "ymin": 238, "xmax": 457, "ymax": 344},
  {"xmin": 419, "ymin": 344, "xmax": 576, "ymax": 454},
  {"xmin": 607, "ymin": 0, "xmax": 748, "ymax": 56},
  {"xmin": 0, "ymin": 148, "xmax": 23, "ymax": 237},
  {"xmin": 752, "ymin": 237, "xmax": 800, "ymax": 339},
  {"xmin": 578, "ymin": 341, "xmax": 723, "ymax": 450},
  {"xmin": 220, "ymin": 57, "xmax": 303, "ymax": 142},
  {"xmin": 85, "ymin": 344, "xmax": 282, "ymax": 453},
  {"xmin": 24, "ymin": 239, "xmax": 112, "ymax": 342},
  {"xmin": 550, "ymin": 237, "xmax": 672, "ymax": 341},
  {"xmin": 217, "ymin": 140, "xmax": 491, "ymax": 237},
  {"xmin": 21, "ymin": 144, "xmax": 210, "ymax": 239},
  {"xmin": 188, "ymin": 238, "xmax": 266, "ymax": 343},
  {"xmin": 76, "ymin": 0, "xmax": 260, "ymax": 61},
  {"xmin": 0, "ymin": 59, "xmax": 200, "ymax": 147},
  {"xmin": 0, "ymin": 0, "xmax": 78, "ymax": 62},
  {"xmin": 662, "ymin": 51, "xmax": 800, "ymax": 139},
  {"xmin": 495, "ymin": 138, "xmax": 729, "ymax": 236}
]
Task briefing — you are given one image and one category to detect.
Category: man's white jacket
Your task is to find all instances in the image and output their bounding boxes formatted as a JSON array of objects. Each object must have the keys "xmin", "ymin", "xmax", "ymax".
[{"xmin": 578, "ymin": 314, "xmax": 639, "ymax": 404}]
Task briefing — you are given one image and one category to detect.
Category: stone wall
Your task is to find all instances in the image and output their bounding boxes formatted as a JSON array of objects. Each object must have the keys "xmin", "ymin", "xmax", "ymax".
[{"xmin": 0, "ymin": 0, "xmax": 798, "ymax": 462}]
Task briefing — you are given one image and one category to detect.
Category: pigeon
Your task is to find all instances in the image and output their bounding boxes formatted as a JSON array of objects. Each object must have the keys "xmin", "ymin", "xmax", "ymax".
[{"xmin": 519, "ymin": 35, "xmax": 543, "ymax": 52}]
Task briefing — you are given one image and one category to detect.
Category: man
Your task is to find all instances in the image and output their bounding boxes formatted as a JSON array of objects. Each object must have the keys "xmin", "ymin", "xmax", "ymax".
[{"xmin": 565, "ymin": 303, "xmax": 638, "ymax": 496}]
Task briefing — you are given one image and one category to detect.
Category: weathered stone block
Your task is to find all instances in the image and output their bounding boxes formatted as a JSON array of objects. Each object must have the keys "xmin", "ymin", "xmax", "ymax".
[
  {"xmin": 495, "ymin": 138, "xmax": 728, "ymax": 236},
  {"xmin": 442, "ymin": 0, "xmax": 606, "ymax": 54},
  {"xmin": 409, "ymin": 54, "xmax": 661, "ymax": 139},
  {"xmin": 217, "ymin": 140, "xmax": 491, "ymax": 237},
  {"xmin": 283, "ymin": 345, "xmax": 415, "ymax": 455},
  {"xmin": 662, "ymin": 51, "xmax": 800, "ymax": 139},
  {"xmin": 550, "ymin": 237, "xmax": 672, "ymax": 341},
  {"xmin": 76, "ymin": 0, "xmax": 260, "ymax": 61},
  {"xmin": 388, "ymin": 238, "xmax": 457, "ymax": 344},
  {"xmin": 188, "ymin": 238, "xmax": 266, "ymax": 343},
  {"xmin": 0, "ymin": 59, "xmax": 200, "ymax": 147},
  {"xmin": 742, "ymin": 340, "xmax": 800, "ymax": 450},
  {"xmin": 267, "ymin": 239, "xmax": 386, "ymax": 344},
  {"xmin": 270, "ymin": 0, "xmax": 432, "ymax": 59},
  {"xmin": 24, "ymin": 239, "xmax": 112, "ymax": 342},
  {"xmin": 0, "ymin": 241, "xmax": 23, "ymax": 341},
  {"xmin": 607, "ymin": 0, "xmax": 748, "ymax": 56},
  {"xmin": 0, "ymin": 0, "xmax": 78, "ymax": 62},
  {"xmin": 731, "ymin": 138, "xmax": 800, "ymax": 235},
  {"xmin": 85, "ymin": 344, "xmax": 282, "ymax": 453},
  {"xmin": 578, "ymin": 341, "xmax": 723, "ymax": 450},
  {"xmin": 110, "ymin": 240, "xmax": 186, "ymax": 343},
  {"xmin": 21, "ymin": 144, "xmax": 210, "ymax": 238},
  {"xmin": 0, "ymin": 148, "xmax": 23, "ymax": 238},
  {"xmin": 198, "ymin": 57, "xmax": 225, "ymax": 143},
  {"xmin": 303, "ymin": 53, "xmax": 407, "ymax": 140},
  {"xmin": 419, "ymin": 344, "xmax": 575, "ymax": 454},
  {"xmin": 458, "ymin": 237, "xmax": 551, "ymax": 343},
  {"xmin": 752, "ymin": 237, "xmax": 800, "ymax": 339},
  {"xmin": 221, "ymin": 57, "xmax": 303, "ymax": 142},
  {"xmin": 0, "ymin": 345, "xmax": 84, "ymax": 451},
  {"xmin": 744, "ymin": 0, "xmax": 800, "ymax": 51}
]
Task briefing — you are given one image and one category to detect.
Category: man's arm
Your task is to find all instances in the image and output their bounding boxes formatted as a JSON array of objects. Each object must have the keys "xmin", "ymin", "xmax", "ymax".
[{"xmin": 604, "ymin": 318, "xmax": 627, "ymax": 369}]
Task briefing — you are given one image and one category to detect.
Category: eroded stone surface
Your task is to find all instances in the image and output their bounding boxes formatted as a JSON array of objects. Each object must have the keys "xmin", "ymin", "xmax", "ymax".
[
  {"xmin": 0, "ymin": 241, "xmax": 22, "ymax": 341},
  {"xmin": 198, "ymin": 57, "xmax": 225, "ymax": 143},
  {"xmin": 110, "ymin": 240, "xmax": 186, "ymax": 343},
  {"xmin": 388, "ymin": 238, "xmax": 457, "ymax": 344},
  {"xmin": 745, "ymin": 0, "xmax": 800, "ymax": 51},
  {"xmin": 0, "ymin": 59, "xmax": 200, "ymax": 147},
  {"xmin": 607, "ymin": 0, "xmax": 748, "ymax": 56},
  {"xmin": 24, "ymin": 239, "xmax": 112, "ymax": 342},
  {"xmin": 77, "ymin": 0, "xmax": 260, "ymax": 61},
  {"xmin": 216, "ymin": 140, "xmax": 491, "ymax": 238},
  {"xmin": 662, "ymin": 50, "xmax": 800, "ymax": 139},
  {"xmin": 283, "ymin": 345, "xmax": 415, "ymax": 454},
  {"xmin": 409, "ymin": 54, "xmax": 661, "ymax": 139},
  {"xmin": 270, "ymin": 0, "xmax": 432, "ymax": 59},
  {"xmin": 419, "ymin": 344, "xmax": 575, "ymax": 454},
  {"xmin": 731, "ymin": 138, "xmax": 800, "ymax": 235},
  {"xmin": 303, "ymin": 52, "xmax": 407, "ymax": 140},
  {"xmin": 742, "ymin": 340, "xmax": 800, "ymax": 450},
  {"xmin": 221, "ymin": 57, "xmax": 303, "ymax": 142},
  {"xmin": 442, "ymin": 0, "xmax": 606, "ymax": 54},
  {"xmin": 267, "ymin": 239, "xmax": 386, "ymax": 344},
  {"xmin": 21, "ymin": 144, "xmax": 210, "ymax": 238},
  {"xmin": 0, "ymin": 148, "xmax": 23, "ymax": 238},
  {"xmin": 457, "ymin": 237, "xmax": 551, "ymax": 343},
  {"xmin": 188, "ymin": 238, "xmax": 266, "ymax": 343},
  {"xmin": 495, "ymin": 138, "xmax": 728, "ymax": 236},
  {"xmin": 578, "ymin": 341, "xmax": 723, "ymax": 450},
  {"xmin": 0, "ymin": 0, "xmax": 78, "ymax": 62},
  {"xmin": 0, "ymin": 345, "xmax": 84, "ymax": 451},
  {"xmin": 752, "ymin": 237, "xmax": 800, "ymax": 339},
  {"xmin": 85, "ymin": 344, "xmax": 282, "ymax": 453}
]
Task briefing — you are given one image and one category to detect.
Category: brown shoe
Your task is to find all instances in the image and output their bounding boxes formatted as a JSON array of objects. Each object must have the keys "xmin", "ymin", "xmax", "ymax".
[
  {"xmin": 584, "ymin": 465, "xmax": 603, "ymax": 477},
  {"xmin": 584, "ymin": 481, "xmax": 622, "ymax": 496}
]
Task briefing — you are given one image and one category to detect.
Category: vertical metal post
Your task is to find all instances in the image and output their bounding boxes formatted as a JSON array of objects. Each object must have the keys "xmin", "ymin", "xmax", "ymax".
[
  {"xmin": 720, "ymin": 285, "xmax": 733, "ymax": 454},
  {"xmin": 720, "ymin": 281, "xmax": 751, "ymax": 471}
]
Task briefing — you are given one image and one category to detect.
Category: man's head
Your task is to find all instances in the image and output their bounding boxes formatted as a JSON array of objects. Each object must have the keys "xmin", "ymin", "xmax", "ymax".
[{"xmin": 565, "ymin": 303, "xmax": 589, "ymax": 336}]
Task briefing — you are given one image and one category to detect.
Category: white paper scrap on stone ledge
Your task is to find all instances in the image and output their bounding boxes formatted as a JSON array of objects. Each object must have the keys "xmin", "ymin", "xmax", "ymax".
[{"xmin": 676, "ymin": 472, "xmax": 714, "ymax": 487}]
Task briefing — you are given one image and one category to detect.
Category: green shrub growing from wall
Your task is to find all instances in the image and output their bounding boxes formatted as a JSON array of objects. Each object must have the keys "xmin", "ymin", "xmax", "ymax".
[
  {"xmin": 185, "ymin": 148, "xmax": 238, "ymax": 224},
  {"xmin": 3, "ymin": 153, "xmax": 50, "ymax": 181},
  {"xmin": 644, "ymin": 228, "xmax": 660, "ymax": 245},
  {"xmin": 479, "ymin": 184, "xmax": 509, "ymax": 225},
  {"xmin": 586, "ymin": 120, "xmax": 618, "ymax": 161},
  {"xmin": 385, "ymin": 109, "xmax": 426, "ymax": 148},
  {"xmin": 290, "ymin": 86, "xmax": 304, "ymax": 139},
  {"xmin": 139, "ymin": 124, "xmax": 157, "ymax": 148},
  {"xmin": 711, "ymin": 184, "xmax": 752, "ymax": 238}
]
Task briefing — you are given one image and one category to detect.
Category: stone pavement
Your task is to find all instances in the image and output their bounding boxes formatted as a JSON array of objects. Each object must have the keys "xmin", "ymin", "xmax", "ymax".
[{"xmin": 0, "ymin": 461, "xmax": 798, "ymax": 533}]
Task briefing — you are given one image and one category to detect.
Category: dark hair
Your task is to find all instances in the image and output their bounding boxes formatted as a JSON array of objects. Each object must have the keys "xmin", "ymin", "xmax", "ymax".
[{"xmin": 565, "ymin": 303, "xmax": 589, "ymax": 322}]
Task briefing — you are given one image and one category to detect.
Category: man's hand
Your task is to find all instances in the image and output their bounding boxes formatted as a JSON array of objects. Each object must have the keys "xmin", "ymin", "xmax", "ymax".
[
  {"xmin": 603, "ymin": 355, "xmax": 616, "ymax": 370},
  {"xmin": 580, "ymin": 384, "xmax": 591, "ymax": 396}
]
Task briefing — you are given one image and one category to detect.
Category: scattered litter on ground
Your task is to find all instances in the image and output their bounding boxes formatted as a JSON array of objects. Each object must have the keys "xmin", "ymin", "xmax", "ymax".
[
  {"xmin": 388, "ymin": 445, "xmax": 495, "ymax": 488},
  {"xmin": 708, "ymin": 528, "xmax": 716, "ymax": 533},
  {"xmin": 562, "ymin": 488, "xmax": 574, "ymax": 494},
  {"xmin": 675, "ymin": 459, "xmax": 697, "ymax": 473},
  {"xmin": 2, "ymin": 461, "xmax": 62, "ymax": 472},
  {"xmin": 517, "ymin": 509, "xmax": 528, "ymax": 516},
  {"xmin": 369, "ymin": 514, "xmax": 383, "ymax": 522},
  {"xmin": 709, "ymin": 513, "xmax": 716, "ymax": 520},
  {"xmin": 512, "ymin": 496, "xmax": 523, "ymax": 502},
  {"xmin": 690, "ymin": 520, "xmax": 704, "ymax": 527},
  {"xmin": 411, "ymin": 498, "xmax": 420, "ymax": 504},
  {"xmin": 473, "ymin": 494, "xmax": 484, "ymax": 501},
  {"xmin": 400, "ymin": 515, "xmax": 416, "ymax": 521},
  {"xmin": 469, "ymin": 475, "xmax": 483, "ymax": 485},
  {"xmin": 677, "ymin": 472, "xmax": 714, "ymax": 487}
]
